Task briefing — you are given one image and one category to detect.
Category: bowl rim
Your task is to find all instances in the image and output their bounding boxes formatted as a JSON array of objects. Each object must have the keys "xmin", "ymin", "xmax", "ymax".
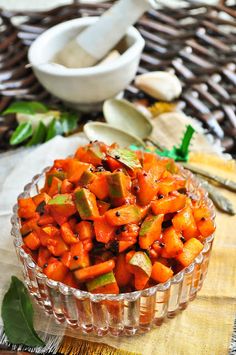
[
  {"xmin": 28, "ymin": 17, "xmax": 145, "ymax": 77},
  {"xmin": 11, "ymin": 161, "xmax": 216, "ymax": 301}
]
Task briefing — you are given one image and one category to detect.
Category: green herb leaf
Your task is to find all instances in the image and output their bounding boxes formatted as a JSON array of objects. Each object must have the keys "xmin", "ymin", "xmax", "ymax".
[
  {"xmin": 60, "ymin": 112, "xmax": 79, "ymax": 134},
  {"xmin": 10, "ymin": 122, "xmax": 33, "ymax": 145},
  {"xmin": 109, "ymin": 148, "xmax": 142, "ymax": 170},
  {"xmin": 3, "ymin": 101, "xmax": 48, "ymax": 115},
  {"xmin": 1, "ymin": 276, "xmax": 45, "ymax": 347},
  {"xmin": 27, "ymin": 121, "xmax": 47, "ymax": 147},
  {"xmin": 46, "ymin": 118, "xmax": 63, "ymax": 141}
]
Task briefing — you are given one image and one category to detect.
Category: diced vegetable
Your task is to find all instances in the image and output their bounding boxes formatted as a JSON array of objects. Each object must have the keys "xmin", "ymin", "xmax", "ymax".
[
  {"xmin": 67, "ymin": 160, "xmax": 91, "ymax": 184},
  {"xmin": 69, "ymin": 241, "xmax": 90, "ymax": 270},
  {"xmin": 129, "ymin": 251, "xmax": 152, "ymax": 277},
  {"xmin": 18, "ymin": 198, "xmax": 36, "ymax": 219},
  {"xmin": 37, "ymin": 247, "xmax": 51, "ymax": 268},
  {"xmin": 47, "ymin": 194, "xmax": 76, "ymax": 225},
  {"xmin": 176, "ymin": 238, "xmax": 203, "ymax": 267},
  {"xmin": 139, "ymin": 214, "xmax": 164, "ymax": 249},
  {"xmin": 151, "ymin": 195, "xmax": 186, "ymax": 215},
  {"xmin": 61, "ymin": 222, "xmax": 78, "ymax": 244},
  {"xmin": 136, "ymin": 169, "xmax": 159, "ymax": 206},
  {"xmin": 97, "ymin": 200, "xmax": 111, "ymax": 215},
  {"xmin": 74, "ymin": 260, "xmax": 115, "ymax": 282},
  {"xmin": 86, "ymin": 272, "xmax": 116, "ymax": 292},
  {"xmin": 89, "ymin": 173, "xmax": 110, "ymax": 200},
  {"xmin": 79, "ymin": 170, "xmax": 96, "ymax": 186},
  {"xmin": 94, "ymin": 216, "xmax": 115, "ymax": 243},
  {"xmin": 114, "ymin": 254, "xmax": 132, "ymax": 288},
  {"xmin": 105, "ymin": 205, "xmax": 143, "ymax": 226},
  {"xmin": 151, "ymin": 261, "xmax": 174, "ymax": 283},
  {"xmin": 107, "ymin": 172, "xmax": 130, "ymax": 198},
  {"xmin": 47, "ymin": 177, "xmax": 62, "ymax": 197},
  {"xmin": 44, "ymin": 260, "xmax": 68, "ymax": 282},
  {"xmin": 76, "ymin": 221, "xmax": 94, "ymax": 241},
  {"xmin": 23, "ymin": 231, "xmax": 40, "ymax": 251},
  {"xmin": 74, "ymin": 188, "xmax": 99, "ymax": 220},
  {"xmin": 162, "ymin": 227, "xmax": 183, "ymax": 258},
  {"xmin": 197, "ymin": 218, "xmax": 215, "ymax": 237},
  {"xmin": 172, "ymin": 207, "xmax": 199, "ymax": 240}
]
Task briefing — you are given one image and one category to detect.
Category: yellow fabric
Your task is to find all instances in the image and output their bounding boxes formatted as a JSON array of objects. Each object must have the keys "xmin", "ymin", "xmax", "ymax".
[{"xmin": 59, "ymin": 155, "xmax": 236, "ymax": 355}]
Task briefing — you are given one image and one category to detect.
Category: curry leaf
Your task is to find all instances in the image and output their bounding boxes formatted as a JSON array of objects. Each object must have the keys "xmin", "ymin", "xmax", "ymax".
[
  {"xmin": 1, "ymin": 276, "xmax": 45, "ymax": 347},
  {"xmin": 27, "ymin": 121, "xmax": 47, "ymax": 147},
  {"xmin": 109, "ymin": 148, "xmax": 142, "ymax": 170},
  {"xmin": 10, "ymin": 122, "xmax": 33, "ymax": 145},
  {"xmin": 60, "ymin": 112, "xmax": 79, "ymax": 134},
  {"xmin": 46, "ymin": 118, "xmax": 63, "ymax": 141},
  {"xmin": 3, "ymin": 101, "xmax": 48, "ymax": 115}
]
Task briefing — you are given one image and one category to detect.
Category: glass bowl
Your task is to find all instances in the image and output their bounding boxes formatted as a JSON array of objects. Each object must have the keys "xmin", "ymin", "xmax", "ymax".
[{"xmin": 11, "ymin": 166, "xmax": 215, "ymax": 337}]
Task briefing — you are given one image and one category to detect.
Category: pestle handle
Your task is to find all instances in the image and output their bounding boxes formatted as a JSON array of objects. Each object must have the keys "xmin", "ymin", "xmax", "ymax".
[{"xmin": 55, "ymin": 0, "xmax": 156, "ymax": 68}]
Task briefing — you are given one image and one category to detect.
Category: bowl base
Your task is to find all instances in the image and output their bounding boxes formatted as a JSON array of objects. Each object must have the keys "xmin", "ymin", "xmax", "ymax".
[{"xmin": 63, "ymin": 91, "xmax": 124, "ymax": 113}]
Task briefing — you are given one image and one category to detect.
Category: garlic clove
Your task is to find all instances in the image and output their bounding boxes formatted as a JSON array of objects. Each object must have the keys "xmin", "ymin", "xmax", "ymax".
[{"xmin": 135, "ymin": 71, "xmax": 182, "ymax": 101}]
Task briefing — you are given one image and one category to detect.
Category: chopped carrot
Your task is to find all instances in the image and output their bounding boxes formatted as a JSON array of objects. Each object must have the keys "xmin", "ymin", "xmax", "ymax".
[
  {"xmin": 197, "ymin": 218, "xmax": 215, "ymax": 237},
  {"xmin": 151, "ymin": 261, "xmax": 174, "ymax": 283},
  {"xmin": 74, "ymin": 259, "xmax": 115, "ymax": 282},
  {"xmin": 94, "ymin": 216, "xmax": 115, "ymax": 243},
  {"xmin": 114, "ymin": 254, "xmax": 132, "ymax": 288},
  {"xmin": 44, "ymin": 260, "xmax": 68, "ymax": 282},
  {"xmin": 61, "ymin": 222, "xmax": 78, "ymax": 244},
  {"xmin": 151, "ymin": 195, "xmax": 186, "ymax": 215},
  {"xmin": 24, "ymin": 231, "xmax": 41, "ymax": 251},
  {"xmin": 176, "ymin": 238, "xmax": 203, "ymax": 267},
  {"xmin": 162, "ymin": 227, "xmax": 183, "ymax": 258}
]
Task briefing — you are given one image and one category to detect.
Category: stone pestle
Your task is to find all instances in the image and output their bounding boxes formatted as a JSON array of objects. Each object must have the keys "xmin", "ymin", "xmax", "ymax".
[{"xmin": 55, "ymin": 0, "xmax": 157, "ymax": 68}]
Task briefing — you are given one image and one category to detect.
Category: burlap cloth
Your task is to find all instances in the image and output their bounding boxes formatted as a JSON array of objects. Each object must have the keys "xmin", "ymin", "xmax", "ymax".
[{"xmin": 0, "ymin": 133, "xmax": 235, "ymax": 355}]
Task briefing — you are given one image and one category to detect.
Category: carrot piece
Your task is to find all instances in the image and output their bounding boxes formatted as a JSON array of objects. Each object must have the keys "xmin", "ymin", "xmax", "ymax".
[
  {"xmin": 94, "ymin": 216, "xmax": 116, "ymax": 243},
  {"xmin": 47, "ymin": 234, "xmax": 69, "ymax": 256},
  {"xmin": 61, "ymin": 179, "xmax": 74, "ymax": 194},
  {"xmin": 119, "ymin": 241, "xmax": 136, "ymax": 253},
  {"xmin": 18, "ymin": 198, "xmax": 36, "ymax": 219},
  {"xmin": 75, "ymin": 145, "xmax": 104, "ymax": 167},
  {"xmin": 38, "ymin": 214, "xmax": 55, "ymax": 226},
  {"xmin": 91, "ymin": 282, "xmax": 119, "ymax": 294},
  {"xmin": 139, "ymin": 214, "xmax": 164, "ymax": 249},
  {"xmin": 47, "ymin": 177, "xmax": 62, "ymax": 197},
  {"xmin": 105, "ymin": 205, "xmax": 143, "ymax": 226},
  {"xmin": 61, "ymin": 222, "xmax": 78, "ymax": 244},
  {"xmin": 24, "ymin": 231, "xmax": 41, "ymax": 251},
  {"xmin": 47, "ymin": 194, "xmax": 77, "ymax": 225},
  {"xmin": 106, "ymin": 156, "xmax": 123, "ymax": 171},
  {"xmin": 89, "ymin": 173, "xmax": 110, "ymax": 200},
  {"xmin": 176, "ymin": 238, "xmax": 203, "ymax": 267},
  {"xmin": 162, "ymin": 227, "xmax": 183, "ymax": 258},
  {"xmin": 157, "ymin": 176, "xmax": 186, "ymax": 196},
  {"xmin": 151, "ymin": 261, "xmax": 174, "ymax": 283},
  {"xmin": 97, "ymin": 200, "xmax": 111, "ymax": 215},
  {"xmin": 114, "ymin": 254, "xmax": 132, "ymax": 288},
  {"xmin": 37, "ymin": 247, "xmax": 51, "ymax": 268},
  {"xmin": 136, "ymin": 169, "xmax": 159, "ymax": 206},
  {"xmin": 67, "ymin": 159, "xmax": 91, "ymax": 184},
  {"xmin": 61, "ymin": 251, "xmax": 72, "ymax": 268},
  {"xmin": 63, "ymin": 272, "xmax": 78, "ymax": 288},
  {"xmin": 76, "ymin": 221, "xmax": 94, "ymax": 241},
  {"xmin": 20, "ymin": 216, "xmax": 39, "ymax": 236},
  {"xmin": 74, "ymin": 259, "xmax": 115, "ymax": 282},
  {"xmin": 172, "ymin": 206, "xmax": 199, "ymax": 240},
  {"xmin": 32, "ymin": 193, "xmax": 50, "ymax": 208},
  {"xmin": 197, "ymin": 218, "xmax": 215, "ymax": 237},
  {"xmin": 151, "ymin": 195, "xmax": 186, "ymax": 215},
  {"xmin": 134, "ymin": 269, "xmax": 149, "ymax": 290},
  {"xmin": 69, "ymin": 241, "xmax": 90, "ymax": 270},
  {"xmin": 44, "ymin": 260, "xmax": 68, "ymax": 282},
  {"xmin": 193, "ymin": 206, "xmax": 211, "ymax": 223}
]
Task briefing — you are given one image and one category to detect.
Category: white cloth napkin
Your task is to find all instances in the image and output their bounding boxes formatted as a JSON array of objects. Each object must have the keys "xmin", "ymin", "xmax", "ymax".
[{"xmin": 0, "ymin": 134, "xmax": 88, "ymax": 329}]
